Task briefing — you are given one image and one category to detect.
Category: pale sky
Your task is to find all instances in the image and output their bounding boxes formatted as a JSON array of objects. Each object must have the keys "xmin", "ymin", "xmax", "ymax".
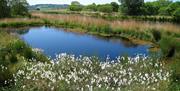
[
  {"xmin": 27, "ymin": 0, "xmax": 177, "ymax": 5},
  {"xmin": 27, "ymin": 0, "xmax": 118, "ymax": 5}
]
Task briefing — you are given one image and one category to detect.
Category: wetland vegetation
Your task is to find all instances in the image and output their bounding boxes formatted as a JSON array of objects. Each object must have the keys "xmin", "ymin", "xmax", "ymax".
[{"xmin": 0, "ymin": 0, "xmax": 180, "ymax": 91}]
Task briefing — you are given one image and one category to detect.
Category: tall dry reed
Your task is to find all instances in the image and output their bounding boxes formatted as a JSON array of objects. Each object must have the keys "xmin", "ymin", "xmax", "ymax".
[{"xmin": 32, "ymin": 13, "xmax": 180, "ymax": 33}]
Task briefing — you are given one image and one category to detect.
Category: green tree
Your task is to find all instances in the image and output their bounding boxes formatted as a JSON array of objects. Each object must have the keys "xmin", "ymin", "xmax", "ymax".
[
  {"xmin": 71, "ymin": 1, "xmax": 80, "ymax": 5},
  {"xmin": 141, "ymin": 0, "xmax": 172, "ymax": 15},
  {"xmin": 97, "ymin": 4, "xmax": 113, "ymax": 13},
  {"xmin": 157, "ymin": 0, "xmax": 172, "ymax": 15},
  {"xmin": 10, "ymin": 0, "xmax": 29, "ymax": 16},
  {"xmin": 119, "ymin": 0, "xmax": 144, "ymax": 15},
  {"xmin": 173, "ymin": 8, "xmax": 180, "ymax": 22},
  {"xmin": 166, "ymin": 1, "xmax": 180, "ymax": 15},
  {"xmin": 69, "ymin": 1, "xmax": 83, "ymax": 11},
  {"xmin": 111, "ymin": 2, "xmax": 119, "ymax": 12},
  {"xmin": 158, "ymin": 7, "xmax": 169, "ymax": 15},
  {"xmin": 0, "ymin": 0, "xmax": 10, "ymax": 18},
  {"xmin": 157, "ymin": 0, "xmax": 172, "ymax": 7},
  {"xmin": 84, "ymin": 3, "xmax": 97, "ymax": 11},
  {"xmin": 142, "ymin": 2, "xmax": 159, "ymax": 15}
]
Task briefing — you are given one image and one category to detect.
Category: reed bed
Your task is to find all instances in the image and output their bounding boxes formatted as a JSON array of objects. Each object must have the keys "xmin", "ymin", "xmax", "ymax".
[
  {"xmin": 32, "ymin": 13, "xmax": 180, "ymax": 34},
  {"xmin": 0, "ymin": 18, "xmax": 44, "ymax": 28},
  {"xmin": 111, "ymin": 20, "xmax": 180, "ymax": 33},
  {"xmin": 0, "ymin": 18, "xmax": 42, "ymax": 23},
  {"xmin": 0, "ymin": 13, "xmax": 179, "ymax": 41},
  {"xmin": 32, "ymin": 13, "xmax": 108, "ymax": 27}
]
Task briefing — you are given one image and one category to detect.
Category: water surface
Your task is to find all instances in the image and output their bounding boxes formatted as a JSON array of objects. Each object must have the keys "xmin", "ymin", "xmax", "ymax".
[{"xmin": 18, "ymin": 26, "xmax": 151, "ymax": 59}]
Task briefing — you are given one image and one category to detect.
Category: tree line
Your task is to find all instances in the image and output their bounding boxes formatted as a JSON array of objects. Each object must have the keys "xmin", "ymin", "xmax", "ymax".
[
  {"xmin": 69, "ymin": 1, "xmax": 119, "ymax": 13},
  {"xmin": 68, "ymin": 0, "xmax": 180, "ymax": 18},
  {"xmin": 0, "ymin": 0, "xmax": 29, "ymax": 18}
]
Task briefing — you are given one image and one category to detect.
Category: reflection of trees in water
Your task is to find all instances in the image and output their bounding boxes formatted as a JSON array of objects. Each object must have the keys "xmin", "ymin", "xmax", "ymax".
[
  {"xmin": 15, "ymin": 29, "xmax": 30, "ymax": 35},
  {"xmin": 94, "ymin": 36, "xmax": 139, "ymax": 48},
  {"xmin": 5, "ymin": 27, "xmax": 30, "ymax": 35},
  {"xmin": 115, "ymin": 38, "xmax": 138, "ymax": 48}
]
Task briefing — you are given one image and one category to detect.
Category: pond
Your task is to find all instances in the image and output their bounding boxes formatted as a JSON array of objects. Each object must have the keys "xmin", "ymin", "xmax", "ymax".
[{"xmin": 16, "ymin": 26, "xmax": 151, "ymax": 59}]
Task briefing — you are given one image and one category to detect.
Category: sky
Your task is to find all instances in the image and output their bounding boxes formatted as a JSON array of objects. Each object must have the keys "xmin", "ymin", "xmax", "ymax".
[{"xmin": 27, "ymin": 0, "xmax": 177, "ymax": 5}]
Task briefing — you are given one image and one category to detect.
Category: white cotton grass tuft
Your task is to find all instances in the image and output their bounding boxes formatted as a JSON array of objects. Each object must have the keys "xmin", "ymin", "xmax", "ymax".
[{"xmin": 11, "ymin": 54, "xmax": 171, "ymax": 91}]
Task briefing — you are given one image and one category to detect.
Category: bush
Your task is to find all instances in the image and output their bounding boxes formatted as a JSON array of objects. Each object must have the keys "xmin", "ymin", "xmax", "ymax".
[
  {"xmin": 159, "ymin": 7, "xmax": 169, "ymax": 15},
  {"xmin": 159, "ymin": 36, "xmax": 177, "ymax": 58},
  {"xmin": 151, "ymin": 29, "xmax": 161, "ymax": 42},
  {"xmin": 0, "ymin": 37, "xmax": 49, "ymax": 85},
  {"xmin": 69, "ymin": 5, "xmax": 83, "ymax": 11},
  {"xmin": 97, "ymin": 4, "xmax": 113, "ymax": 13},
  {"xmin": 169, "ymin": 60, "xmax": 180, "ymax": 91},
  {"xmin": 83, "ymin": 3, "xmax": 97, "ymax": 11},
  {"xmin": 166, "ymin": 2, "xmax": 180, "ymax": 15},
  {"xmin": 173, "ymin": 8, "xmax": 180, "ymax": 22}
]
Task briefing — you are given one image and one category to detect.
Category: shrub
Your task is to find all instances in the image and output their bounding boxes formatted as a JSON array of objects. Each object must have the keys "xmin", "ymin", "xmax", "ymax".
[
  {"xmin": 169, "ymin": 60, "xmax": 180, "ymax": 91},
  {"xmin": 0, "ymin": 36, "xmax": 49, "ymax": 85},
  {"xmin": 99, "ymin": 25, "xmax": 112, "ymax": 34},
  {"xmin": 159, "ymin": 36, "xmax": 176, "ymax": 58},
  {"xmin": 151, "ymin": 29, "xmax": 161, "ymax": 42},
  {"xmin": 159, "ymin": 7, "xmax": 169, "ymax": 15},
  {"xmin": 97, "ymin": 4, "xmax": 113, "ymax": 13},
  {"xmin": 173, "ymin": 8, "xmax": 180, "ymax": 22},
  {"xmin": 69, "ymin": 5, "xmax": 83, "ymax": 11}
]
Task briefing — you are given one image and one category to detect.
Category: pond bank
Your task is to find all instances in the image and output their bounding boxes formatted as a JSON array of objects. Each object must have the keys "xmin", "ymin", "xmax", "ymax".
[{"xmin": 0, "ymin": 13, "xmax": 180, "ymax": 52}]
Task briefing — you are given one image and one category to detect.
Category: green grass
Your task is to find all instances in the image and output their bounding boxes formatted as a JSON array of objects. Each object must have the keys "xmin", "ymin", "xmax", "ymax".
[
  {"xmin": 0, "ymin": 32, "xmax": 49, "ymax": 85},
  {"xmin": 0, "ymin": 21, "xmax": 44, "ymax": 28}
]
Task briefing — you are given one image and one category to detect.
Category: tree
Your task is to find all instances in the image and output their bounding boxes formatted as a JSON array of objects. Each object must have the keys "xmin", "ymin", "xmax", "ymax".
[
  {"xmin": 166, "ymin": 1, "xmax": 180, "ymax": 15},
  {"xmin": 157, "ymin": 0, "xmax": 172, "ymax": 7},
  {"xmin": 71, "ymin": 1, "xmax": 80, "ymax": 5},
  {"xmin": 119, "ymin": 0, "xmax": 144, "ymax": 15},
  {"xmin": 158, "ymin": 7, "xmax": 169, "ymax": 15},
  {"xmin": 173, "ymin": 8, "xmax": 180, "ymax": 22},
  {"xmin": 140, "ymin": 0, "xmax": 172, "ymax": 15},
  {"xmin": 0, "ymin": 0, "xmax": 11, "ymax": 18},
  {"xmin": 142, "ymin": 2, "xmax": 159, "ymax": 15},
  {"xmin": 69, "ymin": 1, "xmax": 83, "ymax": 11},
  {"xmin": 97, "ymin": 4, "xmax": 113, "ymax": 13},
  {"xmin": 111, "ymin": 2, "xmax": 119, "ymax": 12},
  {"xmin": 10, "ymin": 0, "xmax": 29, "ymax": 16},
  {"xmin": 84, "ymin": 3, "xmax": 97, "ymax": 11},
  {"xmin": 156, "ymin": 0, "xmax": 172, "ymax": 15}
]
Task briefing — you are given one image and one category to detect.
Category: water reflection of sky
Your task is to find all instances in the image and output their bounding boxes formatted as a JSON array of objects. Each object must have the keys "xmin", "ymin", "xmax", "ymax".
[{"xmin": 19, "ymin": 26, "xmax": 150, "ymax": 60}]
